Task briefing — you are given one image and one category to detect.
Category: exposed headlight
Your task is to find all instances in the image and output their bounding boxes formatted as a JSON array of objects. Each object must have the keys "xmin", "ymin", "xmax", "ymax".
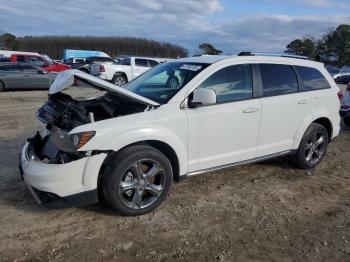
[{"xmin": 72, "ymin": 131, "xmax": 96, "ymax": 149}]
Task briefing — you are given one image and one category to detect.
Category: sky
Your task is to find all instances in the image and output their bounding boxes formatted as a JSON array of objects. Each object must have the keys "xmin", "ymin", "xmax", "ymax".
[{"xmin": 0, "ymin": 0, "xmax": 349, "ymax": 54}]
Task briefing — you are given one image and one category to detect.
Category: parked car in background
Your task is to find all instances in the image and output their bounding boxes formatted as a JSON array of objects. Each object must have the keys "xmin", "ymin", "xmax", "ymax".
[
  {"xmin": 20, "ymin": 54, "xmax": 340, "ymax": 215},
  {"xmin": 333, "ymin": 68, "xmax": 350, "ymax": 80},
  {"xmin": 10, "ymin": 54, "xmax": 70, "ymax": 72},
  {"xmin": 0, "ymin": 50, "xmax": 40, "ymax": 57},
  {"xmin": 325, "ymin": 65, "xmax": 340, "ymax": 77},
  {"xmin": 99, "ymin": 56, "xmax": 163, "ymax": 87},
  {"xmin": 0, "ymin": 63, "xmax": 56, "ymax": 91},
  {"xmin": 340, "ymin": 82, "xmax": 350, "ymax": 127},
  {"xmin": 63, "ymin": 56, "xmax": 109, "ymax": 76},
  {"xmin": 334, "ymin": 73, "xmax": 350, "ymax": 84}
]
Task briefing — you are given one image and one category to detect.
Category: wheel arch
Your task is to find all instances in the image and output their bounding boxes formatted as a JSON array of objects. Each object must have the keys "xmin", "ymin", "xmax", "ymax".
[
  {"xmin": 293, "ymin": 115, "xmax": 334, "ymax": 150},
  {"xmin": 312, "ymin": 117, "xmax": 333, "ymax": 141},
  {"xmin": 97, "ymin": 139, "xmax": 183, "ymax": 192},
  {"xmin": 114, "ymin": 72, "xmax": 128, "ymax": 82}
]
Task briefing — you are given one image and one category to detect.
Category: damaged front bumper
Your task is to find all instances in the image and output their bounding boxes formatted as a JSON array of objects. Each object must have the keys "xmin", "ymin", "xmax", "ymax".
[{"xmin": 19, "ymin": 135, "xmax": 107, "ymax": 208}]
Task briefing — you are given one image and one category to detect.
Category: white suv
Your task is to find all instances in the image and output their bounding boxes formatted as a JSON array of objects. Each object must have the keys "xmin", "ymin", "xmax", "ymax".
[{"xmin": 20, "ymin": 54, "xmax": 341, "ymax": 215}]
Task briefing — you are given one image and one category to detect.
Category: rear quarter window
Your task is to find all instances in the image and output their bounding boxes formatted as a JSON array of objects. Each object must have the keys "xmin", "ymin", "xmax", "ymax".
[{"xmin": 295, "ymin": 66, "xmax": 331, "ymax": 91}]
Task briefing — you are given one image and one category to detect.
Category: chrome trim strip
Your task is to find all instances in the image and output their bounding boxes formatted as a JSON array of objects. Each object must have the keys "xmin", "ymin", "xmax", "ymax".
[{"xmin": 186, "ymin": 150, "xmax": 292, "ymax": 177}]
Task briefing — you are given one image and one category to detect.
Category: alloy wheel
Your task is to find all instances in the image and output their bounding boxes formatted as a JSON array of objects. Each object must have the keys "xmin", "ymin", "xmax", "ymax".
[
  {"xmin": 304, "ymin": 131, "xmax": 326, "ymax": 165},
  {"xmin": 118, "ymin": 159, "xmax": 166, "ymax": 209}
]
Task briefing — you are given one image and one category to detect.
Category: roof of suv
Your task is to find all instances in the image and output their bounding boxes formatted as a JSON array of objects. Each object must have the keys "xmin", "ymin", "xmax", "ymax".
[{"xmin": 177, "ymin": 55, "xmax": 324, "ymax": 68}]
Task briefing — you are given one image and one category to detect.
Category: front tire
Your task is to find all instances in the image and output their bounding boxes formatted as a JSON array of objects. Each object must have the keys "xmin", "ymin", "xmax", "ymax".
[
  {"xmin": 101, "ymin": 145, "xmax": 173, "ymax": 216},
  {"xmin": 292, "ymin": 123, "xmax": 329, "ymax": 169}
]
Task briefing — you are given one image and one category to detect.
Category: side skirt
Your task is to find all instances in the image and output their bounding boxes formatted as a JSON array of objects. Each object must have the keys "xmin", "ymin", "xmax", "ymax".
[{"xmin": 185, "ymin": 150, "xmax": 292, "ymax": 178}]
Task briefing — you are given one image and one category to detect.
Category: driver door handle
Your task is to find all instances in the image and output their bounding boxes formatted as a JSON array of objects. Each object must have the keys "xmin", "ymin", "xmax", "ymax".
[{"xmin": 243, "ymin": 107, "xmax": 259, "ymax": 113}]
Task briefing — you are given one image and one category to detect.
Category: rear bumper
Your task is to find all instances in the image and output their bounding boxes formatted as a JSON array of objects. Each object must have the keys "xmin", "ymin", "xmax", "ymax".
[{"xmin": 20, "ymin": 137, "xmax": 107, "ymax": 207}]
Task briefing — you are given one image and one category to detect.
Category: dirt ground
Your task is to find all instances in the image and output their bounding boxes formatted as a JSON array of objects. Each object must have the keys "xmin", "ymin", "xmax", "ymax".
[{"xmin": 0, "ymin": 88, "xmax": 349, "ymax": 262}]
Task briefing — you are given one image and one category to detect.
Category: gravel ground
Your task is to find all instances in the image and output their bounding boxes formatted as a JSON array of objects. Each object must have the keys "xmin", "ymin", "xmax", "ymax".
[{"xmin": 0, "ymin": 88, "xmax": 349, "ymax": 262}]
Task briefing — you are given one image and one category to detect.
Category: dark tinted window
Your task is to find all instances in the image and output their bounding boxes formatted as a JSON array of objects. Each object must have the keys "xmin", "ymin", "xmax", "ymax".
[
  {"xmin": 135, "ymin": 59, "xmax": 148, "ymax": 67},
  {"xmin": 199, "ymin": 64, "xmax": 253, "ymax": 103},
  {"xmin": 0, "ymin": 64, "xmax": 21, "ymax": 71},
  {"xmin": 120, "ymin": 58, "xmax": 131, "ymax": 65},
  {"xmin": 149, "ymin": 60, "xmax": 159, "ymax": 67},
  {"xmin": 260, "ymin": 64, "xmax": 298, "ymax": 96},
  {"xmin": 27, "ymin": 56, "xmax": 45, "ymax": 66},
  {"xmin": 295, "ymin": 66, "xmax": 331, "ymax": 91},
  {"xmin": 91, "ymin": 57, "xmax": 113, "ymax": 63},
  {"xmin": 21, "ymin": 64, "xmax": 40, "ymax": 73}
]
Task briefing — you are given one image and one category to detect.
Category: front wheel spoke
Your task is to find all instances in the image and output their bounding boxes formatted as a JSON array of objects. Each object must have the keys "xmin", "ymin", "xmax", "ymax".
[
  {"xmin": 306, "ymin": 149, "xmax": 315, "ymax": 162},
  {"xmin": 145, "ymin": 164, "xmax": 163, "ymax": 178},
  {"xmin": 145, "ymin": 184, "xmax": 163, "ymax": 197},
  {"xmin": 131, "ymin": 190, "xmax": 143, "ymax": 208},
  {"xmin": 314, "ymin": 136, "xmax": 324, "ymax": 147},
  {"xmin": 132, "ymin": 161, "xmax": 144, "ymax": 178},
  {"xmin": 119, "ymin": 181, "xmax": 137, "ymax": 193}
]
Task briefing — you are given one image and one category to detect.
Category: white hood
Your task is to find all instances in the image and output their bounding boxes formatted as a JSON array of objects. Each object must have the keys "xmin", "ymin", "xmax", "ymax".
[{"xmin": 49, "ymin": 69, "xmax": 159, "ymax": 106}]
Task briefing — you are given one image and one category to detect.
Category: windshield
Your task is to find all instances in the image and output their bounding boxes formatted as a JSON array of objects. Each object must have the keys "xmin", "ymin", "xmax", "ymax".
[{"xmin": 124, "ymin": 61, "xmax": 209, "ymax": 104}]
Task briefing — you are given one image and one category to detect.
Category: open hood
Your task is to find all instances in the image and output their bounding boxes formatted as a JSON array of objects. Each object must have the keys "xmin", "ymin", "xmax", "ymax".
[{"xmin": 49, "ymin": 69, "xmax": 159, "ymax": 106}]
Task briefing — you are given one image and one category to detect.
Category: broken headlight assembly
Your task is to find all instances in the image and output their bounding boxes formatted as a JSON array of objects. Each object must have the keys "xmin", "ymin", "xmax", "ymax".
[{"xmin": 71, "ymin": 131, "xmax": 96, "ymax": 150}]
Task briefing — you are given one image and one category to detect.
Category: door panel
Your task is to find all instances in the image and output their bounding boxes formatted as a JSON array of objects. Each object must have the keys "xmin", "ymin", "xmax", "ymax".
[
  {"xmin": 185, "ymin": 63, "xmax": 261, "ymax": 172},
  {"xmin": 0, "ymin": 65, "xmax": 24, "ymax": 89},
  {"xmin": 186, "ymin": 100, "xmax": 261, "ymax": 172},
  {"xmin": 24, "ymin": 72, "xmax": 50, "ymax": 89},
  {"xmin": 257, "ymin": 92, "xmax": 312, "ymax": 156},
  {"xmin": 256, "ymin": 63, "xmax": 312, "ymax": 156}
]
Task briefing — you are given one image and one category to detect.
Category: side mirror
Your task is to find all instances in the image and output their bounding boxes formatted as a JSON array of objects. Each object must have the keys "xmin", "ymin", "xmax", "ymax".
[{"xmin": 188, "ymin": 88, "xmax": 216, "ymax": 108}]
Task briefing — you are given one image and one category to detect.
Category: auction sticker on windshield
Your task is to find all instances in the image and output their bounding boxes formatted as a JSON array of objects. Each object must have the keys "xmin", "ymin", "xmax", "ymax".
[{"xmin": 180, "ymin": 64, "xmax": 203, "ymax": 71}]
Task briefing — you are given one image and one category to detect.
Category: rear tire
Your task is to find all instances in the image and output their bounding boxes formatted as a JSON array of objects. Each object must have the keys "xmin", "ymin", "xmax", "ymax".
[
  {"xmin": 292, "ymin": 123, "xmax": 329, "ymax": 169},
  {"xmin": 102, "ymin": 145, "xmax": 173, "ymax": 216},
  {"xmin": 112, "ymin": 74, "xmax": 127, "ymax": 87},
  {"xmin": 0, "ymin": 81, "xmax": 5, "ymax": 92}
]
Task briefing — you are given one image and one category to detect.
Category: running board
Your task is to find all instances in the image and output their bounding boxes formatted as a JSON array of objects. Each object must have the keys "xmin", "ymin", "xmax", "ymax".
[{"xmin": 185, "ymin": 150, "xmax": 292, "ymax": 177}]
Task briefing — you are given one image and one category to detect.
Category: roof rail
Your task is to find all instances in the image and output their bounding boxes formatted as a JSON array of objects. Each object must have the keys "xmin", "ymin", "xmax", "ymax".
[{"xmin": 238, "ymin": 52, "xmax": 308, "ymax": 60}]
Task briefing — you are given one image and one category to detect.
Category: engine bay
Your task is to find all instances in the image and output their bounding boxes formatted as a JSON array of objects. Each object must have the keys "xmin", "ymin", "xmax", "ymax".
[
  {"xmin": 33, "ymin": 91, "xmax": 153, "ymax": 164},
  {"xmin": 37, "ymin": 92, "xmax": 150, "ymax": 131}
]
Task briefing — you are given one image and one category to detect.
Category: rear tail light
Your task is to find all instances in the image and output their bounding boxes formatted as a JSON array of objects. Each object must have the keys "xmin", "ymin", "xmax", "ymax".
[
  {"xmin": 100, "ymin": 65, "xmax": 105, "ymax": 72},
  {"xmin": 338, "ymin": 91, "xmax": 343, "ymax": 101}
]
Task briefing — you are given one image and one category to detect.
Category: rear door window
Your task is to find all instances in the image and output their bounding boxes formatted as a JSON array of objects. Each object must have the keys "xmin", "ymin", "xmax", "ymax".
[
  {"xmin": 148, "ymin": 60, "xmax": 159, "ymax": 67},
  {"xmin": 259, "ymin": 64, "xmax": 298, "ymax": 97},
  {"xmin": 295, "ymin": 66, "xmax": 331, "ymax": 91},
  {"xmin": 21, "ymin": 64, "xmax": 40, "ymax": 73},
  {"xmin": 135, "ymin": 59, "xmax": 148, "ymax": 67}
]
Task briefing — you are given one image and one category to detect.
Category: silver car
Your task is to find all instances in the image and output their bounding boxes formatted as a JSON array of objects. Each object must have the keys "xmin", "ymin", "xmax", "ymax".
[{"xmin": 0, "ymin": 63, "xmax": 57, "ymax": 91}]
